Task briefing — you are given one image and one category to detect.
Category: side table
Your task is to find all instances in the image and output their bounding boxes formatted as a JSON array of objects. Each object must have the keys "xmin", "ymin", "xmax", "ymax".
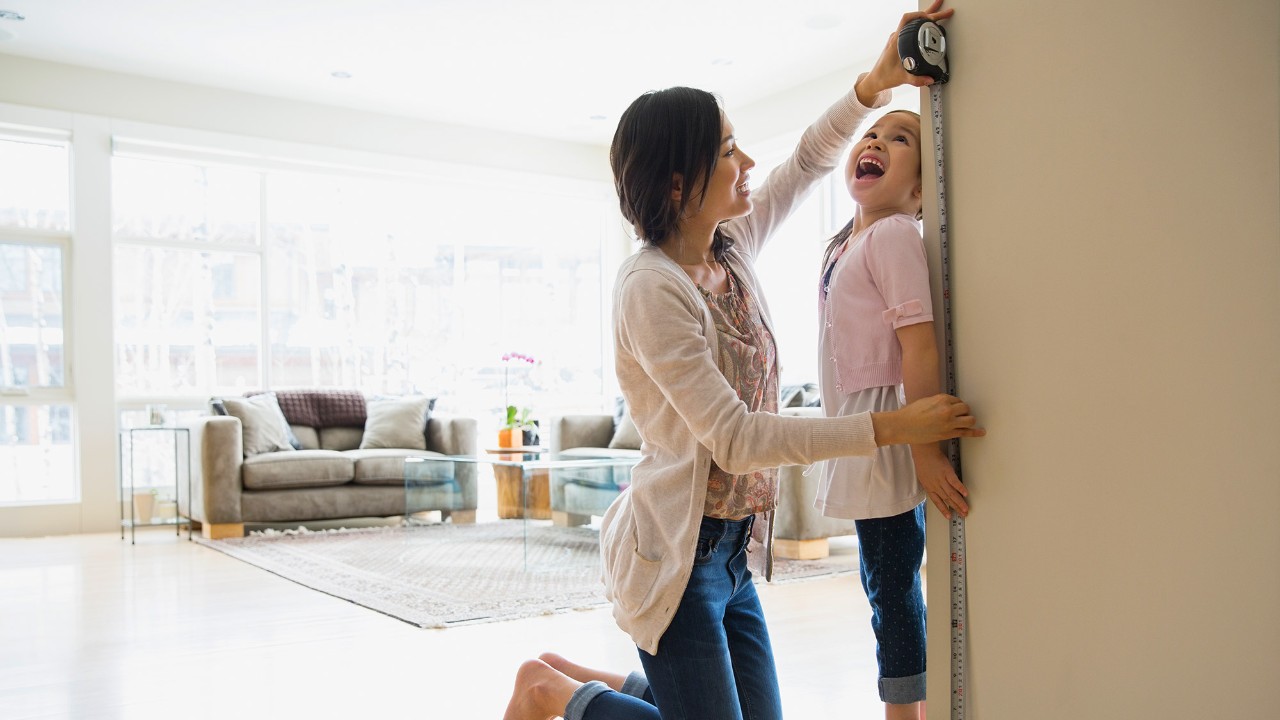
[
  {"xmin": 486, "ymin": 446, "xmax": 550, "ymax": 520},
  {"xmin": 119, "ymin": 426, "xmax": 192, "ymax": 544}
]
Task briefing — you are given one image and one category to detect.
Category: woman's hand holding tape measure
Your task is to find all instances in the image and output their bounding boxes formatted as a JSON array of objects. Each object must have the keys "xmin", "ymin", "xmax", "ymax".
[{"xmin": 856, "ymin": 0, "xmax": 954, "ymax": 106}]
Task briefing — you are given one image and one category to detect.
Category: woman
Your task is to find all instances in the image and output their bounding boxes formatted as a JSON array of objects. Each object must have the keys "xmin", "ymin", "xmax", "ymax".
[{"xmin": 505, "ymin": 3, "xmax": 974, "ymax": 719}]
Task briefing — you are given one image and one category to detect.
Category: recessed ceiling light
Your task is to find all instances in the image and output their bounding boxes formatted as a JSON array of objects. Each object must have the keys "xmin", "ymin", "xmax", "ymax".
[
  {"xmin": 710, "ymin": 58, "xmax": 734, "ymax": 67},
  {"xmin": 330, "ymin": 71, "xmax": 352, "ymax": 80},
  {"xmin": 589, "ymin": 115, "xmax": 607, "ymax": 122}
]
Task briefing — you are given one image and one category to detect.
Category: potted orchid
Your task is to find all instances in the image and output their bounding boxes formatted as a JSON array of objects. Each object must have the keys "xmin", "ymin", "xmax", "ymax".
[{"xmin": 499, "ymin": 352, "xmax": 538, "ymax": 448}]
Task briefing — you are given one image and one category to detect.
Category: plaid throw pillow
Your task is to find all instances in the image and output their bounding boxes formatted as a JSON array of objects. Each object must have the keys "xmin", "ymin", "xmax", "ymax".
[
  {"xmin": 312, "ymin": 390, "xmax": 366, "ymax": 427},
  {"xmin": 265, "ymin": 389, "xmax": 367, "ymax": 428}
]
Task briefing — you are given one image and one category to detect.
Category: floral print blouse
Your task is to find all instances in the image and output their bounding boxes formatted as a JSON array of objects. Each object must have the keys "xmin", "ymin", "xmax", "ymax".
[{"xmin": 697, "ymin": 264, "xmax": 779, "ymax": 519}]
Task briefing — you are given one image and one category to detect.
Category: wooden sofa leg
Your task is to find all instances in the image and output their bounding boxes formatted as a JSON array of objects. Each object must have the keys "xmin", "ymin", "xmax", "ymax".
[
  {"xmin": 444, "ymin": 510, "xmax": 476, "ymax": 524},
  {"xmin": 201, "ymin": 522, "xmax": 245, "ymax": 540},
  {"xmin": 552, "ymin": 511, "xmax": 591, "ymax": 527},
  {"xmin": 774, "ymin": 537, "xmax": 830, "ymax": 560}
]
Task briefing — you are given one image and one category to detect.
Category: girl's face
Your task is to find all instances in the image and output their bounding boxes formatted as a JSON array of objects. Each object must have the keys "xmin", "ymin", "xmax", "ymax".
[
  {"xmin": 845, "ymin": 111, "xmax": 923, "ymax": 217},
  {"xmin": 679, "ymin": 114, "xmax": 756, "ymax": 225}
]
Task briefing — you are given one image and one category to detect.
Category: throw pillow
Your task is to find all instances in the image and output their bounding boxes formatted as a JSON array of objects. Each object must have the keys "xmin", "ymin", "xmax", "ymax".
[
  {"xmin": 225, "ymin": 394, "xmax": 303, "ymax": 449},
  {"xmin": 220, "ymin": 393, "xmax": 295, "ymax": 457},
  {"xmin": 359, "ymin": 395, "xmax": 433, "ymax": 451},
  {"xmin": 780, "ymin": 383, "xmax": 819, "ymax": 408},
  {"xmin": 312, "ymin": 389, "xmax": 368, "ymax": 428},
  {"xmin": 612, "ymin": 396, "xmax": 628, "ymax": 428},
  {"xmin": 608, "ymin": 410, "xmax": 642, "ymax": 450}
]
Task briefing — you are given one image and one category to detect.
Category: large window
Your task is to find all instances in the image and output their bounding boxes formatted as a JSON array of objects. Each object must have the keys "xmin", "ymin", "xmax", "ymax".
[
  {"xmin": 112, "ymin": 146, "xmax": 611, "ymax": 427},
  {"xmin": 113, "ymin": 158, "xmax": 263, "ymax": 397},
  {"xmin": 0, "ymin": 131, "xmax": 75, "ymax": 505}
]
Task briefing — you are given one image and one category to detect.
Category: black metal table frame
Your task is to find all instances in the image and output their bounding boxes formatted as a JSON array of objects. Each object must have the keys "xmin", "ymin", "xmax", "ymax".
[{"xmin": 119, "ymin": 426, "xmax": 192, "ymax": 544}]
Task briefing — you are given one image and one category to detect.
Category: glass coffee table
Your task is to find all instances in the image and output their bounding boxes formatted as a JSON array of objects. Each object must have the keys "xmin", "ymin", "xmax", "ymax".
[{"xmin": 404, "ymin": 451, "xmax": 640, "ymax": 569}]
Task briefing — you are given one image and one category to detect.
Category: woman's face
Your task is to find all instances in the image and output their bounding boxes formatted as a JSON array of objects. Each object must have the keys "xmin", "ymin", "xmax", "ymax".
[
  {"xmin": 681, "ymin": 114, "xmax": 756, "ymax": 225},
  {"xmin": 845, "ymin": 111, "xmax": 923, "ymax": 216}
]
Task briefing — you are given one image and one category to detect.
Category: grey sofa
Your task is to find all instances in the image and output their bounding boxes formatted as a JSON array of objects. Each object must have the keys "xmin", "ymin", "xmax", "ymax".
[
  {"xmin": 187, "ymin": 389, "xmax": 477, "ymax": 539},
  {"xmin": 549, "ymin": 405, "xmax": 856, "ymax": 558},
  {"xmin": 547, "ymin": 413, "xmax": 640, "ymax": 527}
]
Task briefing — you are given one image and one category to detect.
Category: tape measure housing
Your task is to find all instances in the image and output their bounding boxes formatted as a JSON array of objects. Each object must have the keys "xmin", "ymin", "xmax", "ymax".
[{"xmin": 898, "ymin": 19, "xmax": 950, "ymax": 84}]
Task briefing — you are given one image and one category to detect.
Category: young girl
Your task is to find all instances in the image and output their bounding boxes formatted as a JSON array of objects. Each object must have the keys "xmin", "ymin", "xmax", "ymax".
[{"xmin": 815, "ymin": 109, "xmax": 970, "ymax": 720}]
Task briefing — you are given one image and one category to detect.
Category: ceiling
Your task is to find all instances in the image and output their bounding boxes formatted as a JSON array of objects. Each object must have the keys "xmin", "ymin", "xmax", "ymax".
[{"xmin": 0, "ymin": 0, "xmax": 911, "ymax": 146}]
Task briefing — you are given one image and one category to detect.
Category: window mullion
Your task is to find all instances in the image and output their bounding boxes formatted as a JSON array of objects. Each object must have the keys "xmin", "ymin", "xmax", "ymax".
[{"xmin": 259, "ymin": 171, "xmax": 270, "ymax": 389}]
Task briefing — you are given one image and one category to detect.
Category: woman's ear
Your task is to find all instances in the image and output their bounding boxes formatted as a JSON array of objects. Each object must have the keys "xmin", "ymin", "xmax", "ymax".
[{"xmin": 670, "ymin": 172, "xmax": 684, "ymax": 203}]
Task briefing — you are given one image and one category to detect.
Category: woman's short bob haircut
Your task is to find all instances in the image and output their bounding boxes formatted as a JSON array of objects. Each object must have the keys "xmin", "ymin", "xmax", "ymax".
[{"xmin": 609, "ymin": 86, "xmax": 736, "ymax": 260}]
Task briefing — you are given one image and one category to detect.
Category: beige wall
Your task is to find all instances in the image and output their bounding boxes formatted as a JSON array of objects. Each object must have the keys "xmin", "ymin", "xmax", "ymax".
[{"xmin": 922, "ymin": 1, "xmax": 1280, "ymax": 717}]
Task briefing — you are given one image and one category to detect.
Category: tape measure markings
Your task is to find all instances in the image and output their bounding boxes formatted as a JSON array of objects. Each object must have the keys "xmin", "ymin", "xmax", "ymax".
[{"xmin": 900, "ymin": 18, "xmax": 968, "ymax": 720}]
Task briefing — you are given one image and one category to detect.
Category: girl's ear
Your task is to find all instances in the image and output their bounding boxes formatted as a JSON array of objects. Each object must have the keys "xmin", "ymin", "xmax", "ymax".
[{"xmin": 670, "ymin": 173, "xmax": 684, "ymax": 203}]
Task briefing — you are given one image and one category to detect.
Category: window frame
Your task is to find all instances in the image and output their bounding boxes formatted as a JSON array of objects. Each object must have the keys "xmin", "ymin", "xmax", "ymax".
[{"xmin": 0, "ymin": 123, "xmax": 79, "ymax": 507}]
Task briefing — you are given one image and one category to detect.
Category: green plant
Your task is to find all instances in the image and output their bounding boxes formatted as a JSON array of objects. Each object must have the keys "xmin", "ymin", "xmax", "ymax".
[{"xmin": 503, "ymin": 405, "xmax": 535, "ymax": 430}]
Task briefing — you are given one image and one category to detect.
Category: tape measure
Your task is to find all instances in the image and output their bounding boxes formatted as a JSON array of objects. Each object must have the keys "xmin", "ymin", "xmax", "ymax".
[{"xmin": 899, "ymin": 17, "xmax": 968, "ymax": 720}]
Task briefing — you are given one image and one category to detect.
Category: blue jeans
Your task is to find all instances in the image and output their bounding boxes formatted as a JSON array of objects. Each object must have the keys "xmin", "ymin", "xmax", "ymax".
[
  {"xmin": 568, "ymin": 515, "xmax": 782, "ymax": 720},
  {"xmin": 855, "ymin": 503, "xmax": 927, "ymax": 704}
]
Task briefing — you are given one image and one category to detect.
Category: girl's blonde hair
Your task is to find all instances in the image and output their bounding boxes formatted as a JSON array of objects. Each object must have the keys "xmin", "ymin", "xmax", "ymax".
[{"xmin": 821, "ymin": 110, "xmax": 924, "ymax": 272}]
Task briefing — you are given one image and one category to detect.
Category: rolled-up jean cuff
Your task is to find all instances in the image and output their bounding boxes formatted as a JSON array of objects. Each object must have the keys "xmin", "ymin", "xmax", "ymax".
[
  {"xmin": 879, "ymin": 671, "xmax": 926, "ymax": 704},
  {"xmin": 620, "ymin": 671, "xmax": 649, "ymax": 699},
  {"xmin": 564, "ymin": 680, "xmax": 612, "ymax": 720}
]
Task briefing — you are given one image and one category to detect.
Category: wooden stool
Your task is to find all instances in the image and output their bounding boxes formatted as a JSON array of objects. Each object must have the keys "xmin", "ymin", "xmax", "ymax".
[{"xmin": 493, "ymin": 465, "xmax": 550, "ymax": 519}]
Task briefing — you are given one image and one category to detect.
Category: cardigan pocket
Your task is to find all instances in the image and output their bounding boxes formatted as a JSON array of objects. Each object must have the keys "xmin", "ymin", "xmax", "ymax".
[{"xmin": 610, "ymin": 547, "xmax": 664, "ymax": 616}]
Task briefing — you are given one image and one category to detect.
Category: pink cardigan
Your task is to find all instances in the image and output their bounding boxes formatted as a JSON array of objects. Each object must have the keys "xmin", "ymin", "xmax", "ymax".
[{"xmin": 821, "ymin": 213, "xmax": 934, "ymax": 394}]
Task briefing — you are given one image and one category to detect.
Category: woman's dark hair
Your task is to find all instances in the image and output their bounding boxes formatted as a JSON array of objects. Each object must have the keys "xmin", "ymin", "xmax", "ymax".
[{"xmin": 609, "ymin": 86, "xmax": 736, "ymax": 261}]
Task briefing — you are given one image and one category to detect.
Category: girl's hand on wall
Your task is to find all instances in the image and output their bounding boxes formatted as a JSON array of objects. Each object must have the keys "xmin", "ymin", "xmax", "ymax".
[
  {"xmin": 913, "ymin": 446, "xmax": 969, "ymax": 519},
  {"xmin": 856, "ymin": 0, "xmax": 955, "ymax": 106}
]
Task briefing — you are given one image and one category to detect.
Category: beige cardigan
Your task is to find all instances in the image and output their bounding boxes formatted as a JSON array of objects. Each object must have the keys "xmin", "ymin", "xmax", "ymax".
[{"xmin": 600, "ymin": 80, "xmax": 891, "ymax": 654}]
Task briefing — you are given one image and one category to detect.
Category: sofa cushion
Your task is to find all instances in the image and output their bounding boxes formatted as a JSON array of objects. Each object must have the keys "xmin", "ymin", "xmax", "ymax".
[
  {"xmin": 359, "ymin": 395, "xmax": 432, "ymax": 450},
  {"xmin": 563, "ymin": 481, "xmax": 624, "ymax": 516},
  {"xmin": 241, "ymin": 450, "xmax": 353, "ymax": 490},
  {"xmin": 220, "ymin": 393, "xmax": 295, "ymax": 457},
  {"xmin": 291, "ymin": 425, "xmax": 320, "ymax": 450},
  {"xmin": 555, "ymin": 448, "xmax": 639, "ymax": 490},
  {"xmin": 319, "ymin": 427, "xmax": 364, "ymax": 452},
  {"xmin": 348, "ymin": 448, "xmax": 447, "ymax": 486},
  {"xmin": 608, "ymin": 411, "xmax": 642, "ymax": 450}
]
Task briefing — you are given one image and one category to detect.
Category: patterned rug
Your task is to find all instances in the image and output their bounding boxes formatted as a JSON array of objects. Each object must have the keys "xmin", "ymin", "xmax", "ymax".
[{"xmin": 195, "ymin": 521, "xmax": 857, "ymax": 628}]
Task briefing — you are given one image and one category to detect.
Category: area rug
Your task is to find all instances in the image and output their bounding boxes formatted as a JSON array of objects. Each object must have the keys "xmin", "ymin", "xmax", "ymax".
[{"xmin": 194, "ymin": 521, "xmax": 857, "ymax": 628}]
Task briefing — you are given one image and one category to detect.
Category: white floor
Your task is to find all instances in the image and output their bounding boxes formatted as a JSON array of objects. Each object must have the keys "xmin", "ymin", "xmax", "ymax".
[{"xmin": 1, "ymin": 481, "xmax": 894, "ymax": 720}]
